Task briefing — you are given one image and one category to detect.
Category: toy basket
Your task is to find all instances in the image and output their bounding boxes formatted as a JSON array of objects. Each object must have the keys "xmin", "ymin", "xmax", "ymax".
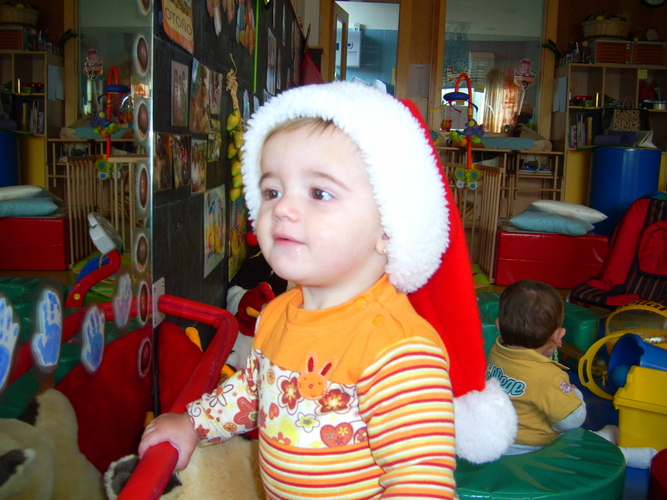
[
  {"xmin": 582, "ymin": 19, "xmax": 631, "ymax": 40},
  {"xmin": 0, "ymin": 5, "xmax": 39, "ymax": 27}
]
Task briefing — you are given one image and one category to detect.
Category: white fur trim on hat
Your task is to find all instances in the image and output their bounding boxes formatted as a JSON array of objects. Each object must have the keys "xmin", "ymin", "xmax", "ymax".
[
  {"xmin": 242, "ymin": 81, "xmax": 449, "ymax": 293},
  {"xmin": 454, "ymin": 378, "xmax": 518, "ymax": 463}
]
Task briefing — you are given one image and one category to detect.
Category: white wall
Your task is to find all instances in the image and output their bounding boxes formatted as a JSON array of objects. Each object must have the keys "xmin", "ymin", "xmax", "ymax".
[{"xmin": 337, "ymin": 2, "xmax": 399, "ymax": 31}]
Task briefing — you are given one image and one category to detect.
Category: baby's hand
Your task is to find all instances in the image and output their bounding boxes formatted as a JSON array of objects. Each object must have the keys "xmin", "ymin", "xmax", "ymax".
[{"xmin": 139, "ymin": 413, "xmax": 198, "ymax": 471}]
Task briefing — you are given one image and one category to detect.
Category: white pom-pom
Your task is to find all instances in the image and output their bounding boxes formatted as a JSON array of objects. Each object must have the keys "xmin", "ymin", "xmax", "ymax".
[{"xmin": 454, "ymin": 378, "xmax": 517, "ymax": 463}]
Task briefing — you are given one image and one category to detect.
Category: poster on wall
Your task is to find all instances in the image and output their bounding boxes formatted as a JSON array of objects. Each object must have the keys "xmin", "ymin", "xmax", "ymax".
[
  {"xmin": 236, "ymin": 0, "xmax": 256, "ymax": 56},
  {"xmin": 171, "ymin": 60, "xmax": 190, "ymax": 126},
  {"xmin": 228, "ymin": 194, "xmax": 247, "ymax": 280},
  {"xmin": 204, "ymin": 185, "xmax": 226, "ymax": 278},
  {"xmin": 190, "ymin": 138, "xmax": 207, "ymax": 194},
  {"xmin": 208, "ymin": 119, "xmax": 222, "ymax": 161},
  {"xmin": 190, "ymin": 60, "xmax": 211, "ymax": 133},
  {"xmin": 266, "ymin": 29, "xmax": 276, "ymax": 95},
  {"xmin": 161, "ymin": 0, "xmax": 194, "ymax": 53},
  {"xmin": 154, "ymin": 133, "xmax": 173, "ymax": 191},
  {"xmin": 210, "ymin": 71, "xmax": 223, "ymax": 115},
  {"xmin": 172, "ymin": 134, "xmax": 191, "ymax": 188}
]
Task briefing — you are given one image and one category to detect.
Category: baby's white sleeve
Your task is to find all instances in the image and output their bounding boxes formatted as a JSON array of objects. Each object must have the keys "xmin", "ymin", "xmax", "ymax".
[{"xmin": 551, "ymin": 399, "xmax": 586, "ymax": 432}]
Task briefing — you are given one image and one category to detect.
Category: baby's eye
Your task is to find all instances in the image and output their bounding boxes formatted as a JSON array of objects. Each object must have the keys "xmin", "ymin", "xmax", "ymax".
[
  {"xmin": 311, "ymin": 188, "xmax": 333, "ymax": 201},
  {"xmin": 262, "ymin": 188, "xmax": 281, "ymax": 200}
]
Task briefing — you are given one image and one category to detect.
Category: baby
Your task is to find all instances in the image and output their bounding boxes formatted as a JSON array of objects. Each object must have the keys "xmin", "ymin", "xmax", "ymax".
[
  {"xmin": 140, "ymin": 81, "xmax": 515, "ymax": 499},
  {"xmin": 488, "ymin": 279, "xmax": 658, "ymax": 468}
]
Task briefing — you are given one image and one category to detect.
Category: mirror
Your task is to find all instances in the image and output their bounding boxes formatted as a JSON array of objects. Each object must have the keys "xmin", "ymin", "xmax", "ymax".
[
  {"xmin": 77, "ymin": 0, "xmax": 153, "ymax": 316},
  {"xmin": 443, "ymin": 0, "xmax": 544, "ymax": 134}
]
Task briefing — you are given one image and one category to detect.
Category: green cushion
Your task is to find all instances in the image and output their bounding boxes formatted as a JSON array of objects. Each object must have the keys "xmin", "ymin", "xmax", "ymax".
[
  {"xmin": 455, "ymin": 428, "xmax": 625, "ymax": 500},
  {"xmin": 562, "ymin": 301, "xmax": 600, "ymax": 352},
  {"xmin": 476, "ymin": 292, "xmax": 600, "ymax": 354},
  {"xmin": 477, "ymin": 292, "xmax": 501, "ymax": 318}
]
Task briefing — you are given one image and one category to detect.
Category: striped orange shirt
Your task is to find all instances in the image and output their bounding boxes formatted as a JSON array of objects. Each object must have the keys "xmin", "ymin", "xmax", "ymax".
[{"xmin": 188, "ymin": 275, "xmax": 456, "ymax": 499}]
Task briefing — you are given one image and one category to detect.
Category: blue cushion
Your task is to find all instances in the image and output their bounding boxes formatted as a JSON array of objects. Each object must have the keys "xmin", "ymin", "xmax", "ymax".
[
  {"xmin": 0, "ymin": 197, "xmax": 58, "ymax": 218},
  {"xmin": 510, "ymin": 210, "xmax": 594, "ymax": 236}
]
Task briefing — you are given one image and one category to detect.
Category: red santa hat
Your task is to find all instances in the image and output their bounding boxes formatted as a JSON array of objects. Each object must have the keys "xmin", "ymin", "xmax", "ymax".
[{"xmin": 241, "ymin": 81, "xmax": 516, "ymax": 463}]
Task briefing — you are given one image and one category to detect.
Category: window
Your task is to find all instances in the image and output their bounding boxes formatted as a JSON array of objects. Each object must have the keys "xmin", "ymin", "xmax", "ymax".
[{"xmin": 442, "ymin": 0, "xmax": 544, "ymax": 134}]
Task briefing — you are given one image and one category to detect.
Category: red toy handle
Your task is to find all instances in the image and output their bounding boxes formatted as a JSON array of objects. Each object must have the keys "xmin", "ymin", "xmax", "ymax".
[
  {"xmin": 117, "ymin": 295, "xmax": 238, "ymax": 500},
  {"xmin": 65, "ymin": 249, "xmax": 122, "ymax": 308},
  {"xmin": 454, "ymin": 72, "xmax": 474, "ymax": 171}
]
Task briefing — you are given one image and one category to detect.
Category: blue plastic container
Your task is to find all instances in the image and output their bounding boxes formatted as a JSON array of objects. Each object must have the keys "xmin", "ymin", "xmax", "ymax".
[
  {"xmin": 589, "ymin": 147, "xmax": 661, "ymax": 237},
  {"xmin": 0, "ymin": 131, "xmax": 18, "ymax": 187}
]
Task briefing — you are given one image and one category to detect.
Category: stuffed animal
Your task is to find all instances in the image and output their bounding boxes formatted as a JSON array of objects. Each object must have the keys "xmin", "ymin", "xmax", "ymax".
[
  {"xmin": 104, "ymin": 435, "xmax": 264, "ymax": 500},
  {"xmin": 0, "ymin": 388, "xmax": 105, "ymax": 500}
]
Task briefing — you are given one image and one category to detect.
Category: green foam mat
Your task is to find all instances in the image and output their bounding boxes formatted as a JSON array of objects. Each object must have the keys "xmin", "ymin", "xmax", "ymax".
[{"xmin": 455, "ymin": 428, "xmax": 625, "ymax": 499}]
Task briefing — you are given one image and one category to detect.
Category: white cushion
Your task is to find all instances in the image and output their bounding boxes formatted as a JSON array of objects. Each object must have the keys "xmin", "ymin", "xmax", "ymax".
[
  {"xmin": 530, "ymin": 200, "xmax": 607, "ymax": 224},
  {"xmin": 0, "ymin": 185, "xmax": 44, "ymax": 201}
]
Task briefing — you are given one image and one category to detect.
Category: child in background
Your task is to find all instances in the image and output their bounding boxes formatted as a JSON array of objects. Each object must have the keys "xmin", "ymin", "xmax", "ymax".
[
  {"xmin": 139, "ymin": 81, "xmax": 516, "ymax": 499},
  {"xmin": 487, "ymin": 279, "xmax": 658, "ymax": 468}
]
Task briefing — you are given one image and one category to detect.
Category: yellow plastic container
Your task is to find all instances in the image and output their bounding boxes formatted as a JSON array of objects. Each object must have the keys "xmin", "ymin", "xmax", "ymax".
[{"xmin": 613, "ymin": 366, "xmax": 667, "ymax": 450}]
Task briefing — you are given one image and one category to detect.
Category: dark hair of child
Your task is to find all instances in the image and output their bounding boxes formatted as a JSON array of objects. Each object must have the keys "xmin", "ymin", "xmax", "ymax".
[{"xmin": 498, "ymin": 279, "xmax": 564, "ymax": 349}]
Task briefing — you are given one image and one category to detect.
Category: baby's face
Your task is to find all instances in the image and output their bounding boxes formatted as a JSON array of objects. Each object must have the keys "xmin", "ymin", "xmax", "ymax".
[{"xmin": 256, "ymin": 124, "xmax": 387, "ymax": 297}]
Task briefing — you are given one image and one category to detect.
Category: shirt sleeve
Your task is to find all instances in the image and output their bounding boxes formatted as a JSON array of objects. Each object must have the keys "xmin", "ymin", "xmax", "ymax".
[
  {"xmin": 186, "ymin": 351, "xmax": 259, "ymax": 445},
  {"xmin": 532, "ymin": 369, "xmax": 583, "ymax": 424},
  {"xmin": 551, "ymin": 401, "xmax": 586, "ymax": 432},
  {"xmin": 356, "ymin": 337, "xmax": 456, "ymax": 499}
]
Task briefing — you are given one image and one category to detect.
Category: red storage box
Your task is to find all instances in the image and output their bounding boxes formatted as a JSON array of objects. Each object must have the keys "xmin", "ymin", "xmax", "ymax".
[
  {"xmin": 494, "ymin": 229, "xmax": 608, "ymax": 289},
  {"xmin": 0, "ymin": 215, "xmax": 69, "ymax": 270}
]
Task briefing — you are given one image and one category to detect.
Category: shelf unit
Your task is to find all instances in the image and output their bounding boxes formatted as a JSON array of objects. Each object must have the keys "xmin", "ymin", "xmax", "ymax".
[
  {"xmin": 437, "ymin": 146, "xmax": 563, "ymax": 277},
  {"xmin": 438, "ymin": 146, "xmax": 564, "ymax": 218},
  {"xmin": 46, "ymin": 138, "xmax": 137, "ymax": 198},
  {"xmin": 551, "ymin": 63, "xmax": 667, "ymax": 204},
  {"xmin": 0, "ymin": 50, "xmax": 64, "ymax": 186}
]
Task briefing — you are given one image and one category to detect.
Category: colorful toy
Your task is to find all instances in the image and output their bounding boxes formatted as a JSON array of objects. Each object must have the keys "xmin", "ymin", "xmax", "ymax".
[
  {"xmin": 436, "ymin": 73, "xmax": 484, "ymax": 189},
  {"xmin": 579, "ymin": 300, "xmax": 667, "ymax": 400},
  {"xmin": 92, "ymin": 65, "xmax": 131, "ymax": 163},
  {"xmin": 66, "ymin": 213, "xmax": 124, "ymax": 308},
  {"xmin": 514, "ymin": 58, "xmax": 536, "ymax": 89}
]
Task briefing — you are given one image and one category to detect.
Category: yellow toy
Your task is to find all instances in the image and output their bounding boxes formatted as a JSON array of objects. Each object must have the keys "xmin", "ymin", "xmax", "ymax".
[{"xmin": 579, "ymin": 300, "xmax": 667, "ymax": 400}]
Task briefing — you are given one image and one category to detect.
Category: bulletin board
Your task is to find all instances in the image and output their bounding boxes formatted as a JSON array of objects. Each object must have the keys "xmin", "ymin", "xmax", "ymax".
[{"xmin": 150, "ymin": 0, "xmax": 304, "ymax": 304}]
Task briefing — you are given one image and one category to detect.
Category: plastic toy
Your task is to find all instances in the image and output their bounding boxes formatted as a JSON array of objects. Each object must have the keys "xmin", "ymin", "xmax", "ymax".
[
  {"xmin": 66, "ymin": 213, "xmax": 124, "ymax": 308},
  {"xmin": 435, "ymin": 72, "xmax": 484, "ymax": 189},
  {"xmin": 579, "ymin": 300, "xmax": 667, "ymax": 400},
  {"xmin": 92, "ymin": 65, "xmax": 131, "ymax": 166}
]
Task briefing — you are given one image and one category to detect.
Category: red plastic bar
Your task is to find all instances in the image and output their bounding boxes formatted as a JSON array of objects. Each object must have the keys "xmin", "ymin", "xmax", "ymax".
[{"xmin": 116, "ymin": 295, "xmax": 238, "ymax": 500}]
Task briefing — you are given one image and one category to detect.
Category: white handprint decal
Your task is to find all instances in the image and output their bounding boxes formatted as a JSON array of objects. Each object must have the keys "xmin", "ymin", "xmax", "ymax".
[
  {"xmin": 31, "ymin": 288, "xmax": 62, "ymax": 373},
  {"xmin": 0, "ymin": 294, "xmax": 20, "ymax": 393},
  {"xmin": 113, "ymin": 271, "xmax": 133, "ymax": 331},
  {"xmin": 82, "ymin": 305, "xmax": 105, "ymax": 374}
]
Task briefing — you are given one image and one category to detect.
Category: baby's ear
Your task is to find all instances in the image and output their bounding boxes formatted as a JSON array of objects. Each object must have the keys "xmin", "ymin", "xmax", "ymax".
[
  {"xmin": 375, "ymin": 232, "xmax": 389, "ymax": 256},
  {"xmin": 553, "ymin": 327, "xmax": 566, "ymax": 344}
]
